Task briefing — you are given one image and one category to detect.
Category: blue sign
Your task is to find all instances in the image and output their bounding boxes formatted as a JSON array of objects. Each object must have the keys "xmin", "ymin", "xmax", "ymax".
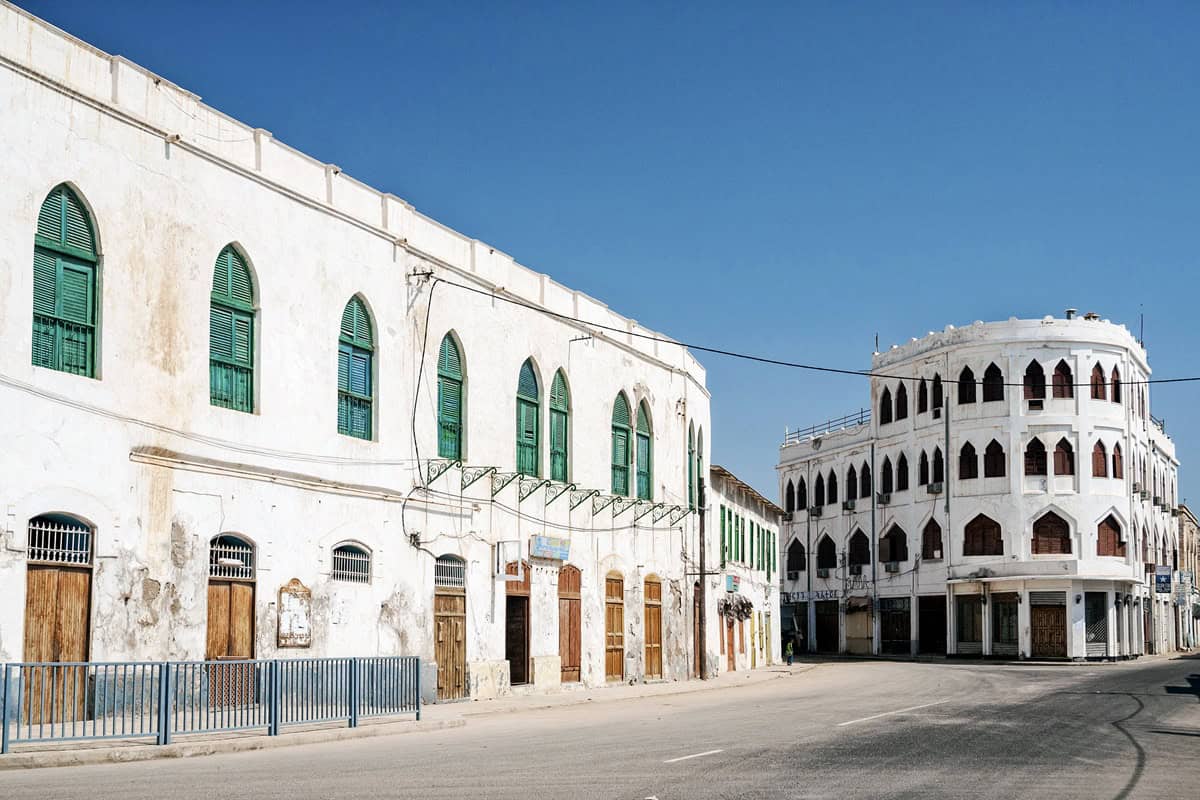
[
  {"xmin": 1155, "ymin": 566, "xmax": 1172, "ymax": 594},
  {"xmin": 725, "ymin": 575, "xmax": 740, "ymax": 593},
  {"xmin": 530, "ymin": 535, "xmax": 570, "ymax": 561}
]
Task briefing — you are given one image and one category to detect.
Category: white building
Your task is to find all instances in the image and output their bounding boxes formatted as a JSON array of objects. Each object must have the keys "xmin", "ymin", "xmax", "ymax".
[
  {"xmin": 708, "ymin": 465, "xmax": 782, "ymax": 671},
  {"xmin": 778, "ymin": 314, "xmax": 1181, "ymax": 661},
  {"xmin": 0, "ymin": 3, "xmax": 716, "ymax": 703}
]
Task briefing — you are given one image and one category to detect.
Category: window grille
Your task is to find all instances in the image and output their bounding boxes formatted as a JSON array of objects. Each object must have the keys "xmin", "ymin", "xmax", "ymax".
[
  {"xmin": 27, "ymin": 515, "xmax": 92, "ymax": 565},
  {"xmin": 331, "ymin": 544, "xmax": 371, "ymax": 583},
  {"xmin": 209, "ymin": 535, "xmax": 255, "ymax": 580},
  {"xmin": 435, "ymin": 555, "xmax": 466, "ymax": 588}
]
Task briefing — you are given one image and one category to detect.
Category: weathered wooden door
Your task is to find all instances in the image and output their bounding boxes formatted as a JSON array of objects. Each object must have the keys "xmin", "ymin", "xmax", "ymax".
[
  {"xmin": 1031, "ymin": 605, "xmax": 1067, "ymax": 658},
  {"xmin": 605, "ymin": 574, "xmax": 624, "ymax": 681},
  {"xmin": 435, "ymin": 591, "xmax": 467, "ymax": 700},
  {"xmin": 23, "ymin": 564, "xmax": 91, "ymax": 724},
  {"xmin": 726, "ymin": 619, "xmax": 736, "ymax": 671},
  {"xmin": 558, "ymin": 566, "xmax": 581, "ymax": 683},
  {"xmin": 643, "ymin": 576, "xmax": 662, "ymax": 679},
  {"xmin": 206, "ymin": 580, "xmax": 255, "ymax": 704}
]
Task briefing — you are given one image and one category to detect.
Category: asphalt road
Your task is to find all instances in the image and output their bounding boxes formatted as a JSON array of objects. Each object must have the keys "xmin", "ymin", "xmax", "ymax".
[{"xmin": 2, "ymin": 655, "xmax": 1198, "ymax": 799}]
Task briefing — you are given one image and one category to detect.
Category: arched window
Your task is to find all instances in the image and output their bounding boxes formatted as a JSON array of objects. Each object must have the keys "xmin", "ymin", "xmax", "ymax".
[
  {"xmin": 879, "ymin": 387, "xmax": 893, "ymax": 424},
  {"xmin": 209, "ymin": 534, "xmax": 255, "ymax": 581},
  {"xmin": 982, "ymin": 363, "xmax": 1004, "ymax": 402},
  {"xmin": 1032, "ymin": 512, "xmax": 1071, "ymax": 555},
  {"xmin": 611, "ymin": 393, "xmax": 632, "ymax": 496},
  {"xmin": 515, "ymin": 359, "xmax": 541, "ymax": 476},
  {"xmin": 1097, "ymin": 516, "xmax": 1125, "ymax": 558},
  {"xmin": 1111, "ymin": 366, "xmax": 1122, "ymax": 404},
  {"xmin": 814, "ymin": 474, "xmax": 825, "ymax": 507},
  {"xmin": 27, "ymin": 513, "xmax": 93, "ymax": 565},
  {"xmin": 437, "ymin": 334, "xmax": 464, "ymax": 458},
  {"xmin": 337, "ymin": 296, "xmax": 373, "ymax": 440},
  {"xmin": 797, "ymin": 477, "xmax": 808, "ymax": 509},
  {"xmin": 816, "ymin": 536, "xmax": 837, "ymax": 570},
  {"xmin": 1024, "ymin": 361, "xmax": 1046, "ymax": 400},
  {"xmin": 932, "ymin": 447, "xmax": 944, "ymax": 483},
  {"xmin": 932, "ymin": 374, "xmax": 943, "ymax": 409},
  {"xmin": 860, "ymin": 462, "xmax": 871, "ymax": 499},
  {"xmin": 1024, "ymin": 438, "xmax": 1047, "ymax": 476},
  {"xmin": 434, "ymin": 554, "xmax": 466, "ymax": 588},
  {"xmin": 550, "ymin": 370, "xmax": 570, "ymax": 482},
  {"xmin": 687, "ymin": 423, "xmax": 696, "ymax": 509},
  {"xmin": 846, "ymin": 466, "xmax": 858, "ymax": 501},
  {"xmin": 784, "ymin": 480, "xmax": 795, "ymax": 513},
  {"xmin": 209, "ymin": 245, "xmax": 255, "ymax": 412},
  {"xmin": 918, "ymin": 451, "xmax": 930, "ymax": 486},
  {"xmin": 880, "ymin": 525, "xmax": 908, "ymax": 563},
  {"xmin": 827, "ymin": 470, "xmax": 838, "ymax": 505},
  {"xmin": 1092, "ymin": 441, "xmax": 1108, "ymax": 478},
  {"xmin": 1112, "ymin": 443, "xmax": 1124, "ymax": 480},
  {"xmin": 896, "ymin": 453, "xmax": 909, "ymax": 491},
  {"xmin": 1054, "ymin": 438, "xmax": 1075, "ymax": 476},
  {"xmin": 786, "ymin": 539, "xmax": 806, "ymax": 574},
  {"xmin": 1090, "ymin": 364, "xmax": 1106, "ymax": 400},
  {"xmin": 959, "ymin": 442, "xmax": 978, "ymax": 479},
  {"xmin": 1053, "ymin": 360, "xmax": 1074, "ymax": 398},
  {"xmin": 636, "ymin": 401, "xmax": 653, "ymax": 500},
  {"xmin": 33, "ymin": 184, "xmax": 99, "ymax": 377},
  {"xmin": 918, "ymin": 378, "xmax": 928, "ymax": 413},
  {"xmin": 331, "ymin": 542, "xmax": 371, "ymax": 583},
  {"xmin": 958, "ymin": 367, "xmax": 977, "ymax": 404},
  {"xmin": 984, "ymin": 440, "xmax": 1006, "ymax": 478},
  {"xmin": 848, "ymin": 530, "xmax": 870, "ymax": 568},
  {"xmin": 881, "ymin": 457, "xmax": 894, "ymax": 495},
  {"xmin": 922, "ymin": 519, "xmax": 942, "ymax": 560},
  {"xmin": 964, "ymin": 515, "xmax": 1002, "ymax": 556},
  {"xmin": 895, "ymin": 383, "xmax": 908, "ymax": 420}
]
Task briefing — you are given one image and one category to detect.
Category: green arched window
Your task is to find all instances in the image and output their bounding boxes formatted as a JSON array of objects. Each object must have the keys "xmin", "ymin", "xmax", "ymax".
[
  {"xmin": 337, "ymin": 296, "xmax": 373, "ymax": 439},
  {"xmin": 33, "ymin": 184, "xmax": 98, "ymax": 377},
  {"xmin": 516, "ymin": 359, "xmax": 540, "ymax": 476},
  {"xmin": 437, "ymin": 334, "xmax": 463, "ymax": 458},
  {"xmin": 611, "ymin": 393, "xmax": 632, "ymax": 496},
  {"xmin": 550, "ymin": 370, "xmax": 570, "ymax": 482},
  {"xmin": 636, "ymin": 401, "xmax": 653, "ymax": 500},
  {"xmin": 687, "ymin": 423, "xmax": 696, "ymax": 509},
  {"xmin": 210, "ymin": 245, "xmax": 255, "ymax": 412}
]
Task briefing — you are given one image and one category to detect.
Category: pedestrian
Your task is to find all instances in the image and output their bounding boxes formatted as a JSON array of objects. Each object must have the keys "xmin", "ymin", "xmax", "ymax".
[{"xmin": 785, "ymin": 639, "xmax": 794, "ymax": 666}]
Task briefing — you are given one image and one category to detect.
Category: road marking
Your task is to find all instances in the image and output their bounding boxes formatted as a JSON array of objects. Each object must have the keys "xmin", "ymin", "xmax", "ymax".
[
  {"xmin": 663, "ymin": 748, "xmax": 724, "ymax": 763},
  {"xmin": 837, "ymin": 700, "xmax": 949, "ymax": 727}
]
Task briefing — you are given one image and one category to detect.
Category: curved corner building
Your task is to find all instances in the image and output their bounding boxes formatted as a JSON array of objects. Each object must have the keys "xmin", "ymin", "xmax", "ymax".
[{"xmin": 777, "ymin": 313, "xmax": 1182, "ymax": 660}]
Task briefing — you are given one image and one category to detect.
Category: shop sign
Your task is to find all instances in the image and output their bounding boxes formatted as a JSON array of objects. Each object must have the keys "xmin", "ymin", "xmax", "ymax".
[
  {"xmin": 1155, "ymin": 566, "xmax": 1172, "ymax": 594},
  {"xmin": 530, "ymin": 534, "xmax": 570, "ymax": 561},
  {"xmin": 781, "ymin": 589, "xmax": 840, "ymax": 603},
  {"xmin": 726, "ymin": 575, "xmax": 740, "ymax": 593}
]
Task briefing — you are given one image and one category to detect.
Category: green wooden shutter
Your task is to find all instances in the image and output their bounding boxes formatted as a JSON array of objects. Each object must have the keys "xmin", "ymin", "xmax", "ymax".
[
  {"xmin": 32, "ymin": 250, "xmax": 56, "ymax": 316},
  {"xmin": 720, "ymin": 506, "xmax": 726, "ymax": 568},
  {"xmin": 438, "ymin": 375, "xmax": 462, "ymax": 459},
  {"xmin": 32, "ymin": 186, "xmax": 98, "ymax": 378},
  {"xmin": 338, "ymin": 299, "xmax": 373, "ymax": 439},
  {"xmin": 612, "ymin": 427, "xmax": 629, "ymax": 495},
  {"xmin": 516, "ymin": 397, "xmax": 539, "ymax": 476},
  {"xmin": 636, "ymin": 430, "xmax": 651, "ymax": 500},
  {"xmin": 210, "ymin": 246, "xmax": 255, "ymax": 412},
  {"xmin": 550, "ymin": 407, "xmax": 568, "ymax": 482}
]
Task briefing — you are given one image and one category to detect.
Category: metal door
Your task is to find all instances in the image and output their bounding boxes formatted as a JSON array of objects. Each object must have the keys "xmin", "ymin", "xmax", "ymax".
[
  {"xmin": 558, "ymin": 566, "xmax": 581, "ymax": 683},
  {"xmin": 605, "ymin": 575, "xmax": 624, "ymax": 681},
  {"xmin": 435, "ymin": 591, "xmax": 467, "ymax": 700},
  {"xmin": 1084, "ymin": 592, "xmax": 1108, "ymax": 657}
]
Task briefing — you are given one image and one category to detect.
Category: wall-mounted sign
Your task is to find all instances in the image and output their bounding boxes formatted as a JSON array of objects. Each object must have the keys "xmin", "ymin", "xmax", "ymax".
[
  {"xmin": 1155, "ymin": 566, "xmax": 1172, "ymax": 594},
  {"xmin": 530, "ymin": 535, "xmax": 570, "ymax": 561},
  {"xmin": 277, "ymin": 578, "xmax": 312, "ymax": 648},
  {"xmin": 725, "ymin": 575, "xmax": 741, "ymax": 593},
  {"xmin": 781, "ymin": 590, "xmax": 841, "ymax": 603}
]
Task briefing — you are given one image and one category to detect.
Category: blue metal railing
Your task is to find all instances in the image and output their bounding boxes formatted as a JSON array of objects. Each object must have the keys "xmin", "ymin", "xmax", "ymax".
[{"xmin": 1, "ymin": 656, "xmax": 419, "ymax": 753}]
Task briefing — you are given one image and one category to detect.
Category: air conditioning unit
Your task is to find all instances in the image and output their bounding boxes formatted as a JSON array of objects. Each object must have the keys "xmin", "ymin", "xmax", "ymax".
[
  {"xmin": 1153, "ymin": 496, "xmax": 1163, "ymax": 506},
  {"xmin": 1028, "ymin": 399, "xmax": 1044, "ymax": 410},
  {"xmin": 931, "ymin": 549, "xmax": 943, "ymax": 560},
  {"xmin": 849, "ymin": 564, "xmax": 863, "ymax": 576},
  {"xmin": 842, "ymin": 499, "xmax": 856, "ymax": 511},
  {"xmin": 786, "ymin": 571, "xmax": 799, "ymax": 581},
  {"xmin": 810, "ymin": 506, "xmax": 823, "ymax": 517},
  {"xmin": 1132, "ymin": 482, "xmax": 1142, "ymax": 493},
  {"xmin": 927, "ymin": 482, "xmax": 944, "ymax": 495},
  {"xmin": 782, "ymin": 512, "xmax": 794, "ymax": 522},
  {"xmin": 1140, "ymin": 490, "xmax": 1150, "ymax": 501},
  {"xmin": 1171, "ymin": 508, "xmax": 1180, "ymax": 517},
  {"xmin": 885, "ymin": 562, "xmax": 900, "ymax": 573},
  {"xmin": 932, "ymin": 408, "xmax": 942, "ymax": 419},
  {"xmin": 817, "ymin": 567, "xmax": 830, "ymax": 578},
  {"xmin": 878, "ymin": 492, "xmax": 892, "ymax": 506}
]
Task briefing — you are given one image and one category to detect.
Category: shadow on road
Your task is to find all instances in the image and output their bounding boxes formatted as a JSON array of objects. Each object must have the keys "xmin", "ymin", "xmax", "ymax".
[{"xmin": 1163, "ymin": 673, "xmax": 1200, "ymax": 702}]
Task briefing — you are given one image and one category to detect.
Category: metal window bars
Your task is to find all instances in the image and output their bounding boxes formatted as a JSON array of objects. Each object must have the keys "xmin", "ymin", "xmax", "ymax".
[
  {"xmin": 434, "ymin": 556, "xmax": 465, "ymax": 588},
  {"xmin": 331, "ymin": 546, "xmax": 371, "ymax": 583},
  {"xmin": 209, "ymin": 536, "xmax": 255, "ymax": 580},
  {"xmin": 27, "ymin": 517, "xmax": 92, "ymax": 565}
]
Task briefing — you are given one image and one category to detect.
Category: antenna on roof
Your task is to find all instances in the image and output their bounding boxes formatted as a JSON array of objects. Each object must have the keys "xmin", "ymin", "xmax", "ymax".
[{"xmin": 1139, "ymin": 305, "xmax": 1145, "ymax": 346}]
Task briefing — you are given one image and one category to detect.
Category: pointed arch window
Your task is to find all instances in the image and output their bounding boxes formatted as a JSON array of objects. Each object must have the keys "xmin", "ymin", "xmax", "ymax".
[
  {"xmin": 814, "ymin": 474, "xmax": 825, "ymax": 507},
  {"xmin": 846, "ymin": 466, "xmax": 858, "ymax": 501},
  {"xmin": 827, "ymin": 470, "xmax": 838, "ymax": 505},
  {"xmin": 918, "ymin": 379, "xmax": 928, "ymax": 413},
  {"xmin": 33, "ymin": 184, "xmax": 99, "ymax": 377},
  {"xmin": 611, "ymin": 393, "xmax": 632, "ymax": 496},
  {"xmin": 897, "ymin": 453, "xmax": 909, "ymax": 491},
  {"xmin": 1090, "ymin": 364, "xmax": 1106, "ymax": 400},
  {"xmin": 635, "ymin": 401, "xmax": 653, "ymax": 500},
  {"xmin": 959, "ymin": 442, "xmax": 978, "ymax": 479},
  {"xmin": 881, "ymin": 457, "xmax": 894, "ymax": 494},
  {"xmin": 337, "ymin": 297, "xmax": 373, "ymax": 440},
  {"xmin": 982, "ymin": 363, "xmax": 1004, "ymax": 402},
  {"xmin": 784, "ymin": 480, "xmax": 795, "ymax": 513},
  {"xmin": 437, "ymin": 334, "xmax": 464, "ymax": 458},
  {"xmin": 1032, "ymin": 512, "xmax": 1071, "ymax": 555},
  {"xmin": 1052, "ymin": 360, "xmax": 1074, "ymax": 398},
  {"xmin": 787, "ymin": 539, "xmax": 806, "ymax": 574},
  {"xmin": 964, "ymin": 514, "xmax": 1003, "ymax": 556},
  {"xmin": 209, "ymin": 245, "xmax": 255, "ymax": 412},
  {"xmin": 1111, "ymin": 366, "xmax": 1122, "ymax": 404},
  {"xmin": 1112, "ymin": 443, "xmax": 1124, "ymax": 480},
  {"xmin": 922, "ymin": 519, "xmax": 943, "ymax": 560},
  {"xmin": 931, "ymin": 374, "xmax": 943, "ymax": 409},
  {"xmin": 1024, "ymin": 438, "xmax": 1047, "ymax": 476},
  {"xmin": 1024, "ymin": 361, "xmax": 1046, "ymax": 400},
  {"xmin": 918, "ymin": 451, "xmax": 930, "ymax": 486},
  {"xmin": 550, "ymin": 370, "xmax": 570, "ymax": 482},
  {"xmin": 859, "ymin": 462, "xmax": 871, "ymax": 499},
  {"xmin": 984, "ymin": 440, "xmax": 1006, "ymax": 478},
  {"xmin": 958, "ymin": 367, "xmax": 977, "ymax": 404},
  {"xmin": 816, "ymin": 535, "xmax": 836, "ymax": 570},
  {"xmin": 797, "ymin": 477, "xmax": 808, "ymax": 509},
  {"xmin": 516, "ymin": 359, "xmax": 540, "ymax": 476},
  {"xmin": 1097, "ymin": 516, "xmax": 1125, "ymax": 558},
  {"xmin": 848, "ymin": 530, "xmax": 870, "ymax": 567},
  {"xmin": 879, "ymin": 387, "xmax": 893, "ymax": 424},
  {"xmin": 1092, "ymin": 441, "xmax": 1108, "ymax": 478},
  {"xmin": 932, "ymin": 447, "xmax": 945, "ymax": 483},
  {"xmin": 880, "ymin": 525, "xmax": 908, "ymax": 563},
  {"xmin": 1054, "ymin": 438, "xmax": 1075, "ymax": 476},
  {"xmin": 895, "ymin": 383, "xmax": 908, "ymax": 420}
]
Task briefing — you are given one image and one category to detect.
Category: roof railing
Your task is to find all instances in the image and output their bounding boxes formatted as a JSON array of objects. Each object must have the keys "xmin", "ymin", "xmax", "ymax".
[{"xmin": 782, "ymin": 408, "xmax": 871, "ymax": 446}]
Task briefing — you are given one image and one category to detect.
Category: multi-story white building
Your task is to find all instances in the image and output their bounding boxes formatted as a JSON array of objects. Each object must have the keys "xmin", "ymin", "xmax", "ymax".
[
  {"xmin": 778, "ymin": 314, "xmax": 1181, "ymax": 661},
  {"xmin": 0, "ymin": 3, "xmax": 715, "ymax": 703},
  {"xmin": 708, "ymin": 465, "xmax": 781, "ymax": 672},
  {"xmin": 1178, "ymin": 505, "xmax": 1199, "ymax": 650}
]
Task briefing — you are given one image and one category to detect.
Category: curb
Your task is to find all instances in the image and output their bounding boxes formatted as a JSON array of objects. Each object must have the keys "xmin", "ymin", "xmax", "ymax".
[{"xmin": 0, "ymin": 718, "xmax": 465, "ymax": 771}]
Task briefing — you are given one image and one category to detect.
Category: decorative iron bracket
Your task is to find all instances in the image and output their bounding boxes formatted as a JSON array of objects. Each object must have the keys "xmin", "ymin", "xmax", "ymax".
[
  {"xmin": 634, "ymin": 502, "xmax": 661, "ymax": 523},
  {"xmin": 571, "ymin": 489, "xmax": 600, "ymax": 511},
  {"xmin": 653, "ymin": 504, "xmax": 674, "ymax": 523},
  {"xmin": 591, "ymin": 494, "xmax": 617, "ymax": 516},
  {"xmin": 426, "ymin": 459, "xmax": 460, "ymax": 485},
  {"xmin": 667, "ymin": 506, "xmax": 691, "ymax": 526},
  {"xmin": 546, "ymin": 482, "xmax": 575, "ymax": 507},
  {"xmin": 519, "ymin": 477, "xmax": 550, "ymax": 502},
  {"xmin": 462, "ymin": 466, "xmax": 496, "ymax": 491},
  {"xmin": 612, "ymin": 496, "xmax": 640, "ymax": 518},
  {"xmin": 491, "ymin": 472, "xmax": 519, "ymax": 497}
]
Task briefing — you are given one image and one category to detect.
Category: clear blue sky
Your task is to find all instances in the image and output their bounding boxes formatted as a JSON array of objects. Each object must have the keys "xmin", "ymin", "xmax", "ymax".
[{"xmin": 26, "ymin": 1, "xmax": 1200, "ymax": 503}]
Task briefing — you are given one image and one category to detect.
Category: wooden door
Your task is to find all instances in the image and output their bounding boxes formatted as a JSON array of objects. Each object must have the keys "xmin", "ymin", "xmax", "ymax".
[
  {"xmin": 605, "ymin": 575, "xmax": 624, "ymax": 681},
  {"xmin": 643, "ymin": 577, "xmax": 662, "ymax": 679},
  {"xmin": 435, "ymin": 591, "xmax": 467, "ymax": 700},
  {"xmin": 726, "ymin": 619, "xmax": 735, "ymax": 671},
  {"xmin": 558, "ymin": 566, "xmax": 581, "ymax": 683},
  {"xmin": 206, "ymin": 580, "xmax": 255, "ymax": 704},
  {"xmin": 23, "ymin": 565, "xmax": 91, "ymax": 724},
  {"xmin": 692, "ymin": 584, "xmax": 701, "ymax": 678},
  {"xmin": 1032, "ymin": 606, "xmax": 1067, "ymax": 658}
]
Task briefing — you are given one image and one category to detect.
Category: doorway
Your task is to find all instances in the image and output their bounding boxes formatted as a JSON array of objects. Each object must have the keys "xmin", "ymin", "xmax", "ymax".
[
  {"xmin": 434, "ymin": 554, "xmax": 467, "ymax": 700},
  {"xmin": 505, "ymin": 561, "xmax": 531, "ymax": 685},
  {"xmin": 918, "ymin": 595, "xmax": 947, "ymax": 654},
  {"xmin": 692, "ymin": 582, "xmax": 701, "ymax": 678},
  {"xmin": 879, "ymin": 597, "xmax": 911, "ymax": 655},
  {"xmin": 1031, "ymin": 592, "xmax": 1067, "ymax": 658},
  {"xmin": 206, "ymin": 534, "xmax": 256, "ymax": 705},
  {"xmin": 1084, "ymin": 592, "xmax": 1108, "ymax": 658},
  {"xmin": 644, "ymin": 575, "xmax": 663, "ymax": 679},
  {"xmin": 558, "ymin": 565, "xmax": 581, "ymax": 683},
  {"xmin": 605, "ymin": 572, "xmax": 625, "ymax": 681},
  {"xmin": 815, "ymin": 600, "xmax": 839, "ymax": 653},
  {"xmin": 725, "ymin": 618, "xmax": 735, "ymax": 671}
]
